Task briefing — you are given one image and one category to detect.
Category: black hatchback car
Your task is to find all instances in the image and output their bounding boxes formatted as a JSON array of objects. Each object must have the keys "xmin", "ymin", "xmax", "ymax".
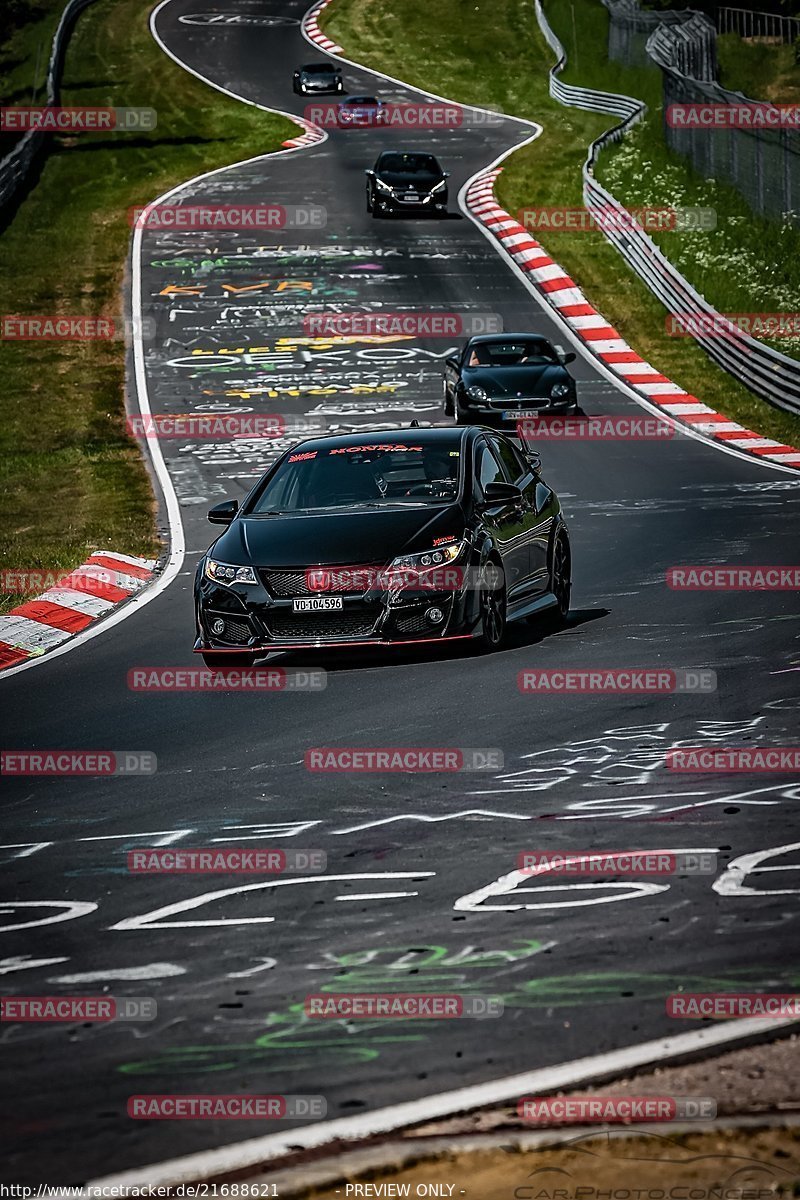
[
  {"xmin": 194, "ymin": 426, "xmax": 571, "ymax": 663},
  {"xmin": 444, "ymin": 335, "xmax": 578, "ymax": 425},
  {"xmin": 365, "ymin": 151, "xmax": 449, "ymax": 217},
  {"xmin": 292, "ymin": 62, "xmax": 343, "ymax": 94}
]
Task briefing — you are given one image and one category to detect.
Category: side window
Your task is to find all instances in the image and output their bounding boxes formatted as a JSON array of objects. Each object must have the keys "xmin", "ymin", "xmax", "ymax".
[
  {"xmin": 489, "ymin": 436, "xmax": 527, "ymax": 484},
  {"xmin": 475, "ymin": 441, "xmax": 506, "ymax": 494}
]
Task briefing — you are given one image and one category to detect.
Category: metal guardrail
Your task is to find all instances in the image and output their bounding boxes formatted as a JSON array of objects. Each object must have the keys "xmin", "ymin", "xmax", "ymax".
[
  {"xmin": 717, "ymin": 6, "xmax": 800, "ymax": 44},
  {"xmin": 532, "ymin": 0, "xmax": 800, "ymax": 417},
  {"xmin": 0, "ymin": 0, "xmax": 97, "ymax": 213}
]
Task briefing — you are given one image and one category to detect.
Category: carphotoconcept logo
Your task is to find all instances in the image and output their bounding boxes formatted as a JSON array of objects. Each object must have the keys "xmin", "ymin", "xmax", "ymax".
[
  {"xmin": 1, "ymin": 996, "xmax": 156, "ymax": 1022},
  {"xmin": 303, "ymin": 312, "xmax": 502, "ymax": 337},
  {"xmin": 1, "ymin": 751, "xmax": 156, "ymax": 776},
  {"xmin": 517, "ymin": 1095, "xmax": 717, "ymax": 1123},
  {"xmin": 518, "ymin": 668, "xmax": 716, "ymax": 694},
  {"xmin": 667, "ymin": 565, "xmax": 800, "ymax": 590},
  {"xmin": 667, "ymin": 748, "xmax": 800, "ymax": 772},
  {"xmin": 667, "ymin": 993, "xmax": 800, "ymax": 1018},
  {"xmin": 518, "ymin": 417, "xmax": 675, "ymax": 441},
  {"xmin": 128, "ymin": 204, "xmax": 326, "ymax": 229},
  {"xmin": 128, "ymin": 1094, "xmax": 326, "ymax": 1119},
  {"xmin": 128, "ymin": 848, "xmax": 326, "ymax": 873},
  {"xmin": 0, "ymin": 106, "xmax": 156, "ymax": 132},
  {"xmin": 517, "ymin": 851, "xmax": 717, "ymax": 877},
  {"xmin": 518, "ymin": 206, "xmax": 716, "ymax": 232},
  {"xmin": 305, "ymin": 747, "xmax": 503, "ymax": 771},
  {"xmin": 128, "ymin": 667, "xmax": 327, "ymax": 692},
  {"xmin": 305, "ymin": 994, "xmax": 503, "ymax": 1018}
]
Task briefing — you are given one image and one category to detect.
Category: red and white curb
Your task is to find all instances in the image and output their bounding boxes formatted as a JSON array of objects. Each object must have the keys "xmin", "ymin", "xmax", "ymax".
[
  {"xmin": 302, "ymin": 0, "xmax": 344, "ymax": 55},
  {"xmin": 466, "ymin": 170, "xmax": 800, "ymax": 468},
  {"xmin": 282, "ymin": 114, "xmax": 327, "ymax": 149},
  {"xmin": 0, "ymin": 552, "xmax": 157, "ymax": 672}
]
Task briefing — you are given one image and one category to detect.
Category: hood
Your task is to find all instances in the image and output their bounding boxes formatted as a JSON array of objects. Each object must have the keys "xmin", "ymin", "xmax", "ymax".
[
  {"xmin": 211, "ymin": 504, "xmax": 465, "ymax": 568},
  {"xmin": 377, "ymin": 170, "xmax": 442, "ymax": 189},
  {"xmin": 462, "ymin": 364, "xmax": 568, "ymax": 396}
]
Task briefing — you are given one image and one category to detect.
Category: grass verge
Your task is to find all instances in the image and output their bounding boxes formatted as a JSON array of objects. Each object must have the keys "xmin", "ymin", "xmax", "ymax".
[
  {"xmin": 320, "ymin": 0, "xmax": 800, "ymax": 449},
  {"xmin": 0, "ymin": 0, "xmax": 295, "ymax": 607}
]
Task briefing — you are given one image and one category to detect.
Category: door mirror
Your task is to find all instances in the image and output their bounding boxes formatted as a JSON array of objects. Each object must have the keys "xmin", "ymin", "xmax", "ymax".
[
  {"xmin": 560, "ymin": 351, "xmax": 576, "ymax": 365},
  {"xmin": 364, "ymin": 168, "xmax": 375, "ymax": 176},
  {"xmin": 445, "ymin": 354, "xmax": 459, "ymax": 369},
  {"xmin": 208, "ymin": 499, "xmax": 239, "ymax": 525},
  {"xmin": 482, "ymin": 481, "xmax": 523, "ymax": 506},
  {"xmin": 443, "ymin": 171, "xmax": 451, "ymax": 178},
  {"xmin": 524, "ymin": 450, "xmax": 542, "ymax": 473}
]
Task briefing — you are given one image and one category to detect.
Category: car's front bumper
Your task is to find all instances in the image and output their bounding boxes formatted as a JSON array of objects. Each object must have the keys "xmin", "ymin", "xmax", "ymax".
[
  {"xmin": 195, "ymin": 573, "xmax": 478, "ymax": 652},
  {"xmin": 374, "ymin": 191, "xmax": 447, "ymax": 214},
  {"xmin": 460, "ymin": 395, "xmax": 577, "ymax": 420}
]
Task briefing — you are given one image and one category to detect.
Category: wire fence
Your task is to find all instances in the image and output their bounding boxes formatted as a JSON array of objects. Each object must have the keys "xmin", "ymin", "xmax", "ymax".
[
  {"xmin": 533, "ymin": 0, "xmax": 800, "ymax": 416},
  {"xmin": 0, "ymin": 0, "xmax": 97, "ymax": 214}
]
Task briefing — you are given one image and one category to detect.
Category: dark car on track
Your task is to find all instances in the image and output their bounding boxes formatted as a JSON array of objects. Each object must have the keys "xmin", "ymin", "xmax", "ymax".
[
  {"xmin": 292, "ymin": 62, "xmax": 343, "ymax": 94},
  {"xmin": 444, "ymin": 334, "xmax": 578, "ymax": 425},
  {"xmin": 194, "ymin": 426, "xmax": 571, "ymax": 663},
  {"xmin": 337, "ymin": 96, "xmax": 388, "ymax": 126},
  {"xmin": 365, "ymin": 151, "xmax": 449, "ymax": 217}
]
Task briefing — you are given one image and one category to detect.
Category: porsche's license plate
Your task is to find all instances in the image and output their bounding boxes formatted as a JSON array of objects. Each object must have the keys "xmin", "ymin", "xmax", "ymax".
[{"xmin": 292, "ymin": 596, "xmax": 343, "ymax": 613}]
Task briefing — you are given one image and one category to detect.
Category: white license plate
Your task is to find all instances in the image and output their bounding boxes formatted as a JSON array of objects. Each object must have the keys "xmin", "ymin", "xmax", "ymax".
[
  {"xmin": 404, "ymin": 193, "xmax": 419, "ymax": 201},
  {"xmin": 503, "ymin": 409, "xmax": 542, "ymax": 419},
  {"xmin": 292, "ymin": 596, "xmax": 343, "ymax": 613}
]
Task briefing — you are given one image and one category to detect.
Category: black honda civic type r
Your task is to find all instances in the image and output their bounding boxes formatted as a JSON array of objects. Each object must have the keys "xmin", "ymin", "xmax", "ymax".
[{"xmin": 194, "ymin": 426, "xmax": 571, "ymax": 664}]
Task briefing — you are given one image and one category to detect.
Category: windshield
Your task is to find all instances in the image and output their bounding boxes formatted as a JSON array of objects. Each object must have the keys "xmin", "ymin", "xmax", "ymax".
[
  {"xmin": 378, "ymin": 153, "xmax": 439, "ymax": 175},
  {"xmin": 466, "ymin": 338, "xmax": 559, "ymax": 366},
  {"xmin": 250, "ymin": 443, "xmax": 462, "ymax": 514},
  {"xmin": 302, "ymin": 64, "xmax": 338, "ymax": 74},
  {"xmin": 345, "ymin": 97, "xmax": 378, "ymax": 105}
]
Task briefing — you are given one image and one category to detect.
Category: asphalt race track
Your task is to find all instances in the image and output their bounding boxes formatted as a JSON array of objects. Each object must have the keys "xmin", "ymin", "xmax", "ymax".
[{"xmin": 2, "ymin": 0, "xmax": 800, "ymax": 1183}]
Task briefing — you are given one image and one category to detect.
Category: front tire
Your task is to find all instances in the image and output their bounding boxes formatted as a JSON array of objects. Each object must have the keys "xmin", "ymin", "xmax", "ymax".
[
  {"xmin": 202, "ymin": 651, "xmax": 256, "ymax": 668},
  {"xmin": 550, "ymin": 528, "xmax": 572, "ymax": 623},
  {"xmin": 443, "ymin": 378, "xmax": 454, "ymax": 417},
  {"xmin": 478, "ymin": 559, "xmax": 506, "ymax": 650}
]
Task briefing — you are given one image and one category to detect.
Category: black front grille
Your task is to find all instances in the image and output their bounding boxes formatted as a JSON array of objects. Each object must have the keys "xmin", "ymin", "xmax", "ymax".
[
  {"xmin": 393, "ymin": 610, "xmax": 433, "ymax": 635},
  {"xmin": 260, "ymin": 566, "xmax": 382, "ymax": 599},
  {"xmin": 265, "ymin": 606, "xmax": 382, "ymax": 641}
]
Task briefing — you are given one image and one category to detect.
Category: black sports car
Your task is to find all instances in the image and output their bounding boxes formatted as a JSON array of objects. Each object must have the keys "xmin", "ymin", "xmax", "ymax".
[
  {"xmin": 292, "ymin": 62, "xmax": 344, "ymax": 94},
  {"xmin": 444, "ymin": 334, "xmax": 578, "ymax": 425},
  {"xmin": 365, "ymin": 151, "xmax": 449, "ymax": 217},
  {"xmin": 194, "ymin": 426, "xmax": 571, "ymax": 663}
]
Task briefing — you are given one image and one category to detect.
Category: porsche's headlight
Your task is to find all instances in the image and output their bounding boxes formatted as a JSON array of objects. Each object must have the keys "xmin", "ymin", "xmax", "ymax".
[
  {"xmin": 467, "ymin": 385, "xmax": 489, "ymax": 403},
  {"xmin": 387, "ymin": 541, "xmax": 464, "ymax": 574},
  {"xmin": 205, "ymin": 559, "xmax": 258, "ymax": 586},
  {"xmin": 375, "ymin": 177, "xmax": 394, "ymax": 194},
  {"xmin": 550, "ymin": 383, "xmax": 571, "ymax": 399}
]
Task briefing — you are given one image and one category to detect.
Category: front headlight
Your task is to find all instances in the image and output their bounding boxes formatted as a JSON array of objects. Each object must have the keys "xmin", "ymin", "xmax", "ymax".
[
  {"xmin": 205, "ymin": 559, "xmax": 258, "ymax": 586},
  {"xmin": 387, "ymin": 541, "xmax": 464, "ymax": 575},
  {"xmin": 375, "ymin": 177, "xmax": 394, "ymax": 194},
  {"xmin": 430, "ymin": 179, "xmax": 447, "ymax": 194},
  {"xmin": 550, "ymin": 383, "xmax": 571, "ymax": 399},
  {"xmin": 467, "ymin": 385, "xmax": 489, "ymax": 403}
]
